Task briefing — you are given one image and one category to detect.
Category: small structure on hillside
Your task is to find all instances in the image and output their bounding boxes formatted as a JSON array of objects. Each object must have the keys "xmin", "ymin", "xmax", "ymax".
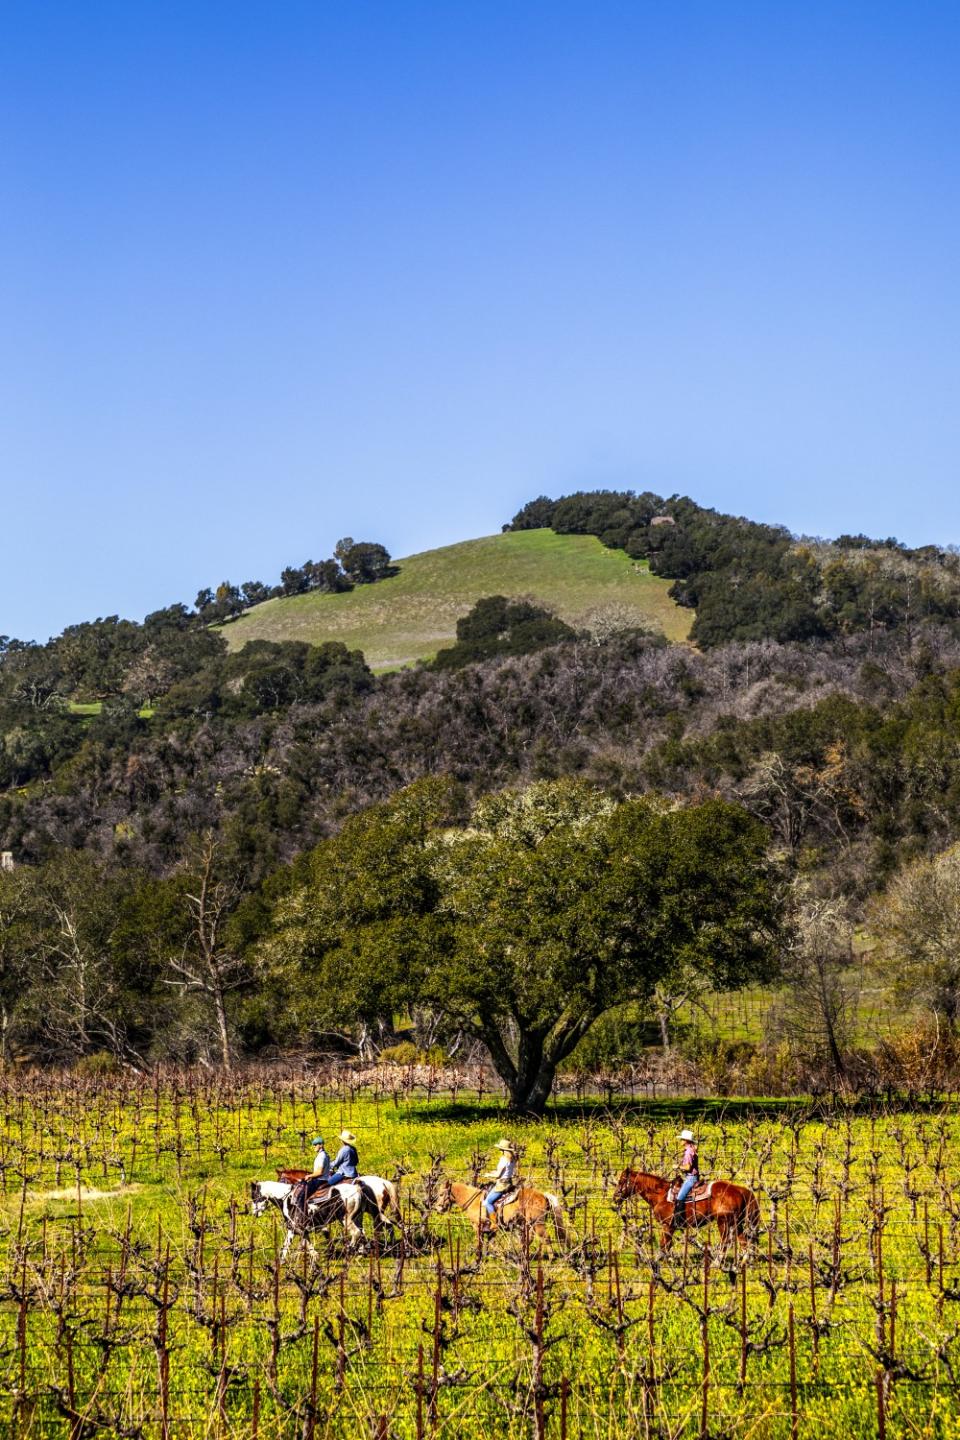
[
  {"xmin": 650, "ymin": 515, "xmax": 676, "ymax": 527},
  {"xmin": 0, "ymin": 851, "xmax": 14, "ymax": 872}
]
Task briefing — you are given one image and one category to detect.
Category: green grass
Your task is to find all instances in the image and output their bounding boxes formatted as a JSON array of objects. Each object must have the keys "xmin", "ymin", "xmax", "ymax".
[
  {"xmin": 220, "ymin": 529, "xmax": 693, "ymax": 671},
  {"xmin": 4, "ymin": 1075, "xmax": 960, "ymax": 1437},
  {"xmin": 67, "ymin": 702, "xmax": 154, "ymax": 718}
]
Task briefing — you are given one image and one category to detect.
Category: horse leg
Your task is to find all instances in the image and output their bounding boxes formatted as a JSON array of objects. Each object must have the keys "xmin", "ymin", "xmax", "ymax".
[
  {"xmin": 344, "ymin": 1206, "xmax": 365, "ymax": 1247},
  {"xmin": 655, "ymin": 1204, "xmax": 673, "ymax": 1251},
  {"xmin": 280, "ymin": 1228, "xmax": 294, "ymax": 1262}
]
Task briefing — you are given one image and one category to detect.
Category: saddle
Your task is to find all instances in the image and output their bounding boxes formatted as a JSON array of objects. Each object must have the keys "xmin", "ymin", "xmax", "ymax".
[
  {"xmin": 493, "ymin": 1184, "xmax": 523, "ymax": 1208},
  {"xmin": 666, "ymin": 1179, "xmax": 714, "ymax": 1204}
]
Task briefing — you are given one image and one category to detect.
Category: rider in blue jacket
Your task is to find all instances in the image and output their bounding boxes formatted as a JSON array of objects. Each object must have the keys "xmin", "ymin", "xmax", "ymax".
[{"xmin": 327, "ymin": 1130, "xmax": 359, "ymax": 1186}]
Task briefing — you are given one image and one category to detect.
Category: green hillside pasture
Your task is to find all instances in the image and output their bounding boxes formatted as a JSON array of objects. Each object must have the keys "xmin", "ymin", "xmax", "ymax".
[
  {"xmin": 3, "ymin": 1073, "xmax": 958, "ymax": 1437},
  {"xmin": 220, "ymin": 529, "xmax": 693, "ymax": 670}
]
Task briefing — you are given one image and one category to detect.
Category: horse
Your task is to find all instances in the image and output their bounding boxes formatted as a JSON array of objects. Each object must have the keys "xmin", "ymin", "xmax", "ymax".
[
  {"xmin": 250, "ymin": 1178, "xmax": 382, "ymax": 1259},
  {"xmin": 434, "ymin": 1180, "xmax": 567, "ymax": 1246},
  {"xmin": 614, "ymin": 1168, "xmax": 760, "ymax": 1252},
  {"xmin": 275, "ymin": 1168, "xmax": 401, "ymax": 1233}
]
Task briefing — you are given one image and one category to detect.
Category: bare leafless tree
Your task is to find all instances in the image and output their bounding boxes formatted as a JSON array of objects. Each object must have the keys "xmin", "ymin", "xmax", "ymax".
[
  {"xmin": 769, "ymin": 889, "xmax": 857, "ymax": 1087},
  {"xmin": 166, "ymin": 833, "xmax": 247, "ymax": 1067}
]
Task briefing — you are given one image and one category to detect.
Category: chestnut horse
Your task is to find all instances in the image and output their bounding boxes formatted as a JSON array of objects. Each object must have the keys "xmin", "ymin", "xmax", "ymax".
[
  {"xmin": 614, "ymin": 1169, "xmax": 760, "ymax": 1250},
  {"xmin": 435, "ymin": 1180, "xmax": 567, "ymax": 1245}
]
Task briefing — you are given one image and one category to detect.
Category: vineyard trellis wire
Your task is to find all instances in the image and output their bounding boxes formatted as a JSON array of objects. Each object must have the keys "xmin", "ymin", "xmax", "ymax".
[{"xmin": 3, "ymin": 1069, "xmax": 960, "ymax": 1437}]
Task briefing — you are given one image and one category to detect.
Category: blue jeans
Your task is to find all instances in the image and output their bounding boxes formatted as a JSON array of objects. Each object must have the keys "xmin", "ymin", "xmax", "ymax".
[
  {"xmin": 676, "ymin": 1175, "xmax": 699, "ymax": 1209},
  {"xmin": 484, "ymin": 1186, "xmax": 504, "ymax": 1217},
  {"xmin": 327, "ymin": 1170, "xmax": 355, "ymax": 1187},
  {"xmin": 675, "ymin": 1173, "xmax": 698, "ymax": 1216}
]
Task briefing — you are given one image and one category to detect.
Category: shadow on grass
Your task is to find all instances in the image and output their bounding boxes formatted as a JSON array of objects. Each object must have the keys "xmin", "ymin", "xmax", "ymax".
[
  {"xmin": 396, "ymin": 1095, "xmax": 809, "ymax": 1126},
  {"xmin": 392, "ymin": 1092, "xmax": 960, "ymax": 1125}
]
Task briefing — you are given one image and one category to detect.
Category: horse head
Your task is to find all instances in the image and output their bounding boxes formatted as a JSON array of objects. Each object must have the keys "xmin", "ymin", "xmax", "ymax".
[
  {"xmin": 614, "ymin": 1168, "xmax": 664, "ymax": 1207},
  {"xmin": 250, "ymin": 1181, "xmax": 268, "ymax": 1217},
  {"xmin": 613, "ymin": 1168, "xmax": 635, "ymax": 1206},
  {"xmin": 433, "ymin": 1179, "xmax": 454, "ymax": 1214}
]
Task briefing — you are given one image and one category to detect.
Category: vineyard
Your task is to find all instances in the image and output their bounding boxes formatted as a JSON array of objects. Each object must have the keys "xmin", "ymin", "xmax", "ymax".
[{"xmin": 2, "ymin": 1071, "xmax": 960, "ymax": 1437}]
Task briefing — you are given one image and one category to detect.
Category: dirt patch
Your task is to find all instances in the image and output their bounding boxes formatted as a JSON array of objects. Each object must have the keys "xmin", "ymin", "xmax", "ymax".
[{"xmin": 32, "ymin": 1186, "xmax": 137, "ymax": 1203}]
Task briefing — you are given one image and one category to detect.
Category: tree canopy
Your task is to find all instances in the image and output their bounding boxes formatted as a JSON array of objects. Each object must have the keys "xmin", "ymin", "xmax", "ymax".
[{"xmin": 264, "ymin": 779, "xmax": 784, "ymax": 1111}]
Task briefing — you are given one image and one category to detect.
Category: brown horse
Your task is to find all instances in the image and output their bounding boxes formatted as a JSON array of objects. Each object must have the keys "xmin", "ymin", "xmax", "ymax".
[
  {"xmin": 614, "ymin": 1169, "xmax": 760, "ymax": 1251},
  {"xmin": 435, "ymin": 1180, "xmax": 567, "ymax": 1245}
]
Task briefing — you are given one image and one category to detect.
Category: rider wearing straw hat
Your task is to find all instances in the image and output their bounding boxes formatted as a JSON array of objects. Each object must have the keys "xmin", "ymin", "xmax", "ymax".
[
  {"xmin": 672, "ymin": 1128, "xmax": 699, "ymax": 1233},
  {"xmin": 481, "ymin": 1139, "xmax": 518, "ymax": 1221},
  {"xmin": 327, "ymin": 1130, "xmax": 360, "ymax": 1188}
]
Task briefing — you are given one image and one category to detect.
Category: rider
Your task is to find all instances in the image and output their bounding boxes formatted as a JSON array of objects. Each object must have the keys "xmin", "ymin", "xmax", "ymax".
[
  {"xmin": 672, "ymin": 1128, "xmax": 699, "ymax": 1233},
  {"xmin": 296, "ymin": 1136, "xmax": 332, "ymax": 1218},
  {"xmin": 312, "ymin": 1135, "xmax": 331, "ymax": 1179},
  {"xmin": 482, "ymin": 1139, "xmax": 517, "ymax": 1223},
  {"xmin": 327, "ymin": 1129, "xmax": 360, "ymax": 1187}
]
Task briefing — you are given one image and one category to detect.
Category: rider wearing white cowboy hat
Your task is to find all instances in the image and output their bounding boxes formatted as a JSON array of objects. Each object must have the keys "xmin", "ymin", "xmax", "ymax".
[
  {"xmin": 673, "ymin": 1128, "xmax": 700, "ymax": 1232},
  {"xmin": 327, "ymin": 1130, "xmax": 360, "ymax": 1187},
  {"xmin": 481, "ymin": 1139, "xmax": 518, "ymax": 1220}
]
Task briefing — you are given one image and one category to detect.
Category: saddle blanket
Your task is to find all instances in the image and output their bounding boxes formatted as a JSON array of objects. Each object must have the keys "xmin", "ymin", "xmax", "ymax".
[
  {"xmin": 667, "ymin": 1179, "xmax": 715, "ymax": 1204},
  {"xmin": 494, "ymin": 1186, "xmax": 522, "ymax": 1208}
]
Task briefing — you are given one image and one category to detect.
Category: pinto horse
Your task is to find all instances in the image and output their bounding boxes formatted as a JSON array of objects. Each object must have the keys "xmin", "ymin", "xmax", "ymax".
[
  {"xmin": 251, "ymin": 1179, "xmax": 382, "ymax": 1259},
  {"xmin": 614, "ymin": 1169, "xmax": 760, "ymax": 1251},
  {"xmin": 276, "ymin": 1168, "xmax": 400, "ymax": 1234},
  {"xmin": 435, "ymin": 1180, "xmax": 567, "ymax": 1246}
]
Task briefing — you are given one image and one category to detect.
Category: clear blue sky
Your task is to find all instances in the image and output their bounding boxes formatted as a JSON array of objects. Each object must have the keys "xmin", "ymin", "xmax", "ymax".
[{"xmin": 2, "ymin": 2, "xmax": 958, "ymax": 641}]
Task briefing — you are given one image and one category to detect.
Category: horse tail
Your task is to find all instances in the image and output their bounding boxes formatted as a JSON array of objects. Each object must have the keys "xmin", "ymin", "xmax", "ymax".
[
  {"xmin": 545, "ymin": 1192, "xmax": 567, "ymax": 1243},
  {"xmin": 381, "ymin": 1179, "xmax": 400, "ymax": 1217}
]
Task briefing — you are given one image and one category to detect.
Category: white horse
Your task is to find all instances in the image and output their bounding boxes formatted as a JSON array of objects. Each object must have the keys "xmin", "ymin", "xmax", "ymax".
[
  {"xmin": 273, "ymin": 1169, "xmax": 402, "ymax": 1235},
  {"xmin": 251, "ymin": 1178, "xmax": 396, "ymax": 1259}
]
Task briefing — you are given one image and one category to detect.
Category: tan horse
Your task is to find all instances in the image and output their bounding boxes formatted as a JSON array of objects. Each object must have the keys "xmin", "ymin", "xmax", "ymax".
[
  {"xmin": 614, "ymin": 1168, "xmax": 760, "ymax": 1251},
  {"xmin": 435, "ymin": 1180, "xmax": 566, "ymax": 1245}
]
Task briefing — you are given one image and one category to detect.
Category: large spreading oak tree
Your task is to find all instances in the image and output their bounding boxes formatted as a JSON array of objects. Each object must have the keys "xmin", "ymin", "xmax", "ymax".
[
  {"xmin": 267, "ymin": 778, "xmax": 784, "ymax": 1113},
  {"xmin": 425, "ymin": 783, "xmax": 784, "ymax": 1112}
]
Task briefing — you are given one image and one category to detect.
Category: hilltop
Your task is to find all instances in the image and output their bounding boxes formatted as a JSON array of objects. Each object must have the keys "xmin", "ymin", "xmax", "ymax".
[{"xmin": 218, "ymin": 528, "xmax": 693, "ymax": 669}]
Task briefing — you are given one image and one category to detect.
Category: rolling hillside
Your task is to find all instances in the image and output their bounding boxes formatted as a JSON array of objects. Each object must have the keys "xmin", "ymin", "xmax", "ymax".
[{"xmin": 220, "ymin": 529, "xmax": 692, "ymax": 670}]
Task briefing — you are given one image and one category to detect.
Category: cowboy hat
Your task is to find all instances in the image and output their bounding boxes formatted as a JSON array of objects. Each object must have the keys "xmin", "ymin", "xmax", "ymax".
[
  {"xmin": 495, "ymin": 1138, "xmax": 515, "ymax": 1151},
  {"xmin": 678, "ymin": 1129, "xmax": 696, "ymax": 1142},
  {"xmin": 339, "ymin": 1130, "xmax": 357, "ymax": 1144}
]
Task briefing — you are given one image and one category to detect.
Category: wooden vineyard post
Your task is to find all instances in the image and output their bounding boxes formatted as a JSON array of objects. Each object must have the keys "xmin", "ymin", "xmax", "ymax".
[
  {"xmin": 430, "ymin": 1258, "xmax": 442, "ymax": 1430},
  {"xmin": 65, "ymin": 1327, "xmax": 80, "ymax": 1440},
  {"xmin": 252, "ymin": 1380, "xmax": 260, "ymax": 1439},
  {"xmin": 788, "ymin": 1303, "xmax": 798, "ymax": 1440},
  {"xmin": 699, "ymin": 1245, "xmax": 710, "ymax": 1440},
  {"xmin": 159, "ymin": 1241, "xmax": 171, "ymax": 1440},
  {"xmin": 338, "ymin": 1268, "xmax": 347, "ymax": 1387},
  {"xmin": 808, "ymin": 1244, "xmax": 819, "ymax": 1374},
  {"xmin": 924, "ymin": 1200, "xmax": 931, "ymax": 1287},
  {"xmin": 534, "ymin": 1261, "xmax": 546, "ymax": 1440},
  {"xmin": 415, "ymin": 1342, "xmax": 425, "ymax": 1440},
  {"xmin": 304, "ymin": 1314, "xmax": 320, "ymax": 1440},
  {"xmin": 16, "ymin": 1279, "xmax": 28, "ymax": 1439},
  {"xmin": 738, "ymin": 1262, "xmax": 748, "ymax": 1392},
  {"xmin": 560, "ymin": 1374, "xmax": 569, "ymax": 1440}
]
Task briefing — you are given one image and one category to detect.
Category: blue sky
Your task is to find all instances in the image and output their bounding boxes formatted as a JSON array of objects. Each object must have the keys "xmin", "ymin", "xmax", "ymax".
[{"xmin": 2, "ymin": 1, "xmax": 958, "ymax": 641}]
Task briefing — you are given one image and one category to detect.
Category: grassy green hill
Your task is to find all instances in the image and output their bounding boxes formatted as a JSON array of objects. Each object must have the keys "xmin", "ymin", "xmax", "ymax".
[{"xmin": 221, "ymin": 529, "xmax": 693, "ymax": 669}]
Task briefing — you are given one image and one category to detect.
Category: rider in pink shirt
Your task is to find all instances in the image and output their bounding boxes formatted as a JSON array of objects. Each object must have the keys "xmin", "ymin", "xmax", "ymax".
[{"xmin": 673, "ymin": 1128, "xmax": 700, "ymax": 1233}]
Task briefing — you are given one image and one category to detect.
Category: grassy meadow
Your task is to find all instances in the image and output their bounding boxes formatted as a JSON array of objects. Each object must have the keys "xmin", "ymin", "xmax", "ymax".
[
  {"xmin": 2, "ymin": 1071, "xmax": 959, "ymax": 1437},
  {"xmin": 219, "ymin": 529, "xmax": 693, "ymax": 669}
]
